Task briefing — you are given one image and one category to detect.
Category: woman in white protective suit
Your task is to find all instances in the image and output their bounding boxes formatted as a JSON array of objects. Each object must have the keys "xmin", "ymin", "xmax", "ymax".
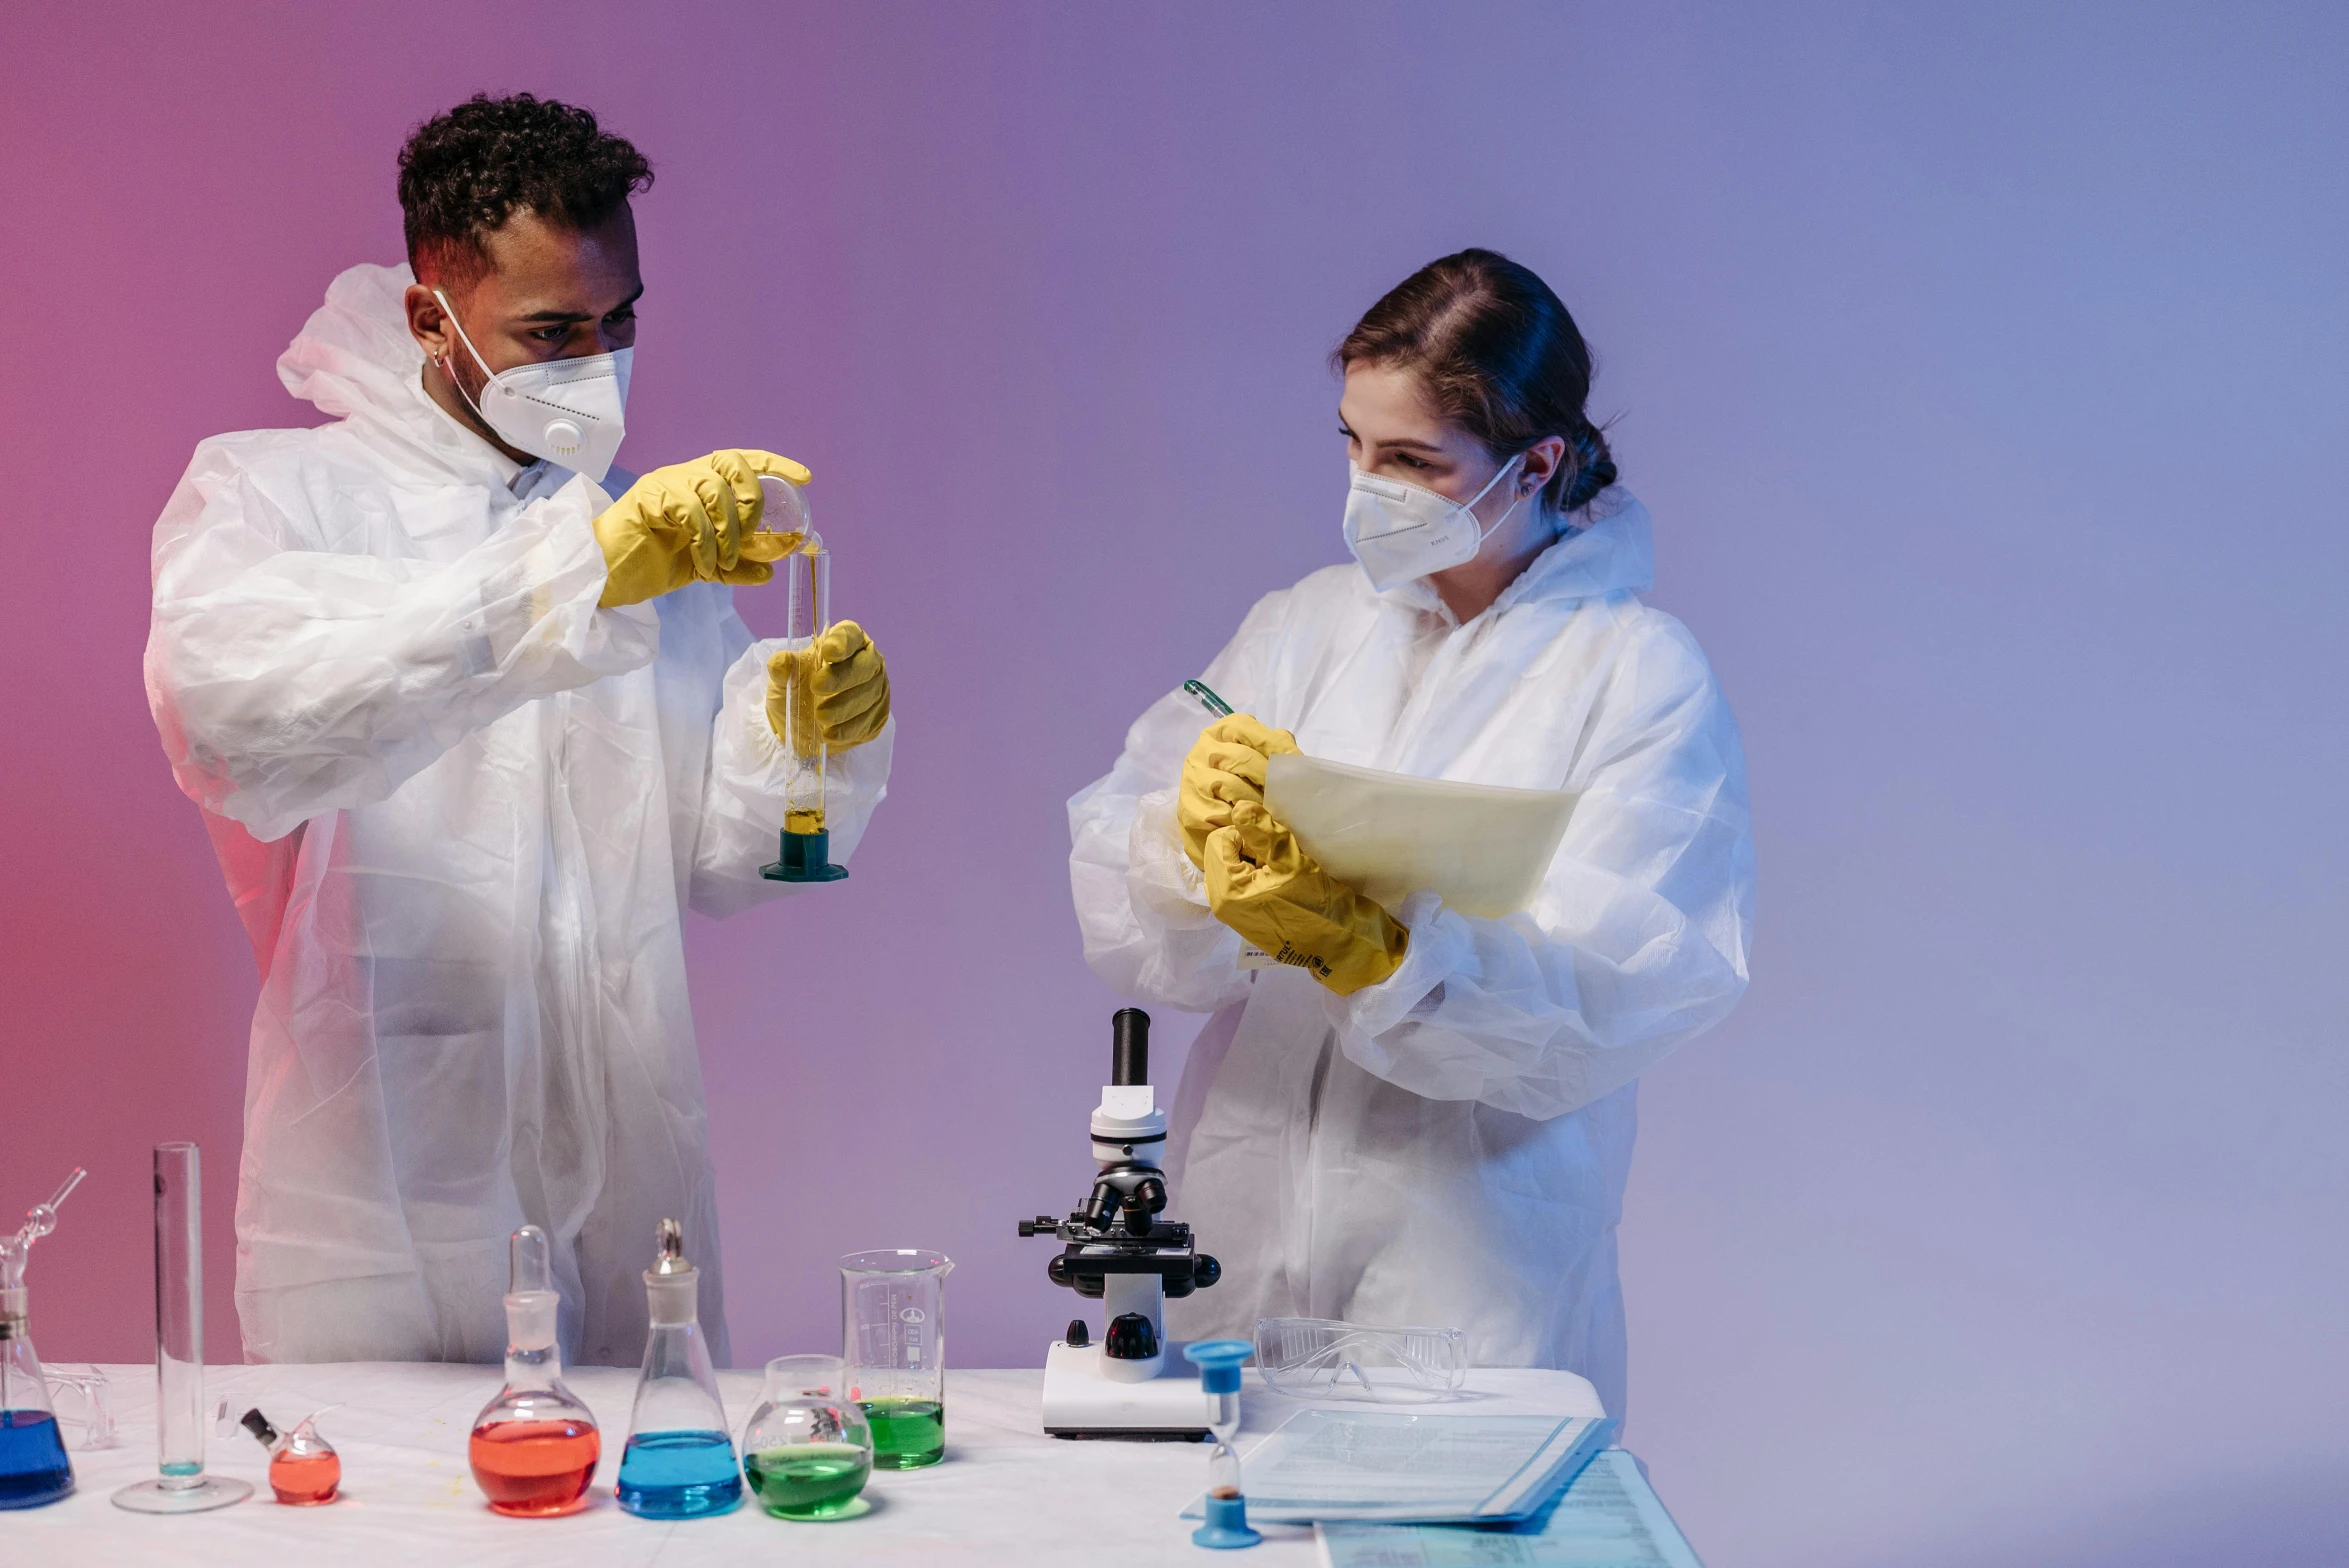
[
  {"xmin": 145, "ymin": 95, "xmax": 893, "ymax": 1367},
  {"xmin": 1068, "ymin": 249, "xmax": 1753, "ymax": 1418}
]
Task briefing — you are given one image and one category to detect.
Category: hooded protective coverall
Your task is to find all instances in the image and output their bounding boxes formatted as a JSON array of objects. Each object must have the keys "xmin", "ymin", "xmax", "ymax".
[
  {"xmin": 146, "ymin": 263, "xmax": 892, "ymax": 1367},
  {"xmin": 1068, "ymin": 489, "xmax": 1751, "ymax": 1418}
]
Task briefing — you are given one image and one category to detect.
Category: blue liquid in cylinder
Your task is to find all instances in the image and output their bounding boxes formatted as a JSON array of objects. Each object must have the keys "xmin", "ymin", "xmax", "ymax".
[
  {"xmin": 0, "ymin": 1411, "xmax": 74, "ymax": 1510},
  {"xmin": 615, "ymin": 1429, "xmax": 741, "ymax": 1518}
]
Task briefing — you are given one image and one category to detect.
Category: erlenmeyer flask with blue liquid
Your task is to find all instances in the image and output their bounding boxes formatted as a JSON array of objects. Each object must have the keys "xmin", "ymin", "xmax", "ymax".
[{"xmin": 615, "ymin": 1219, "xmax": 741, "ymax": 1519}]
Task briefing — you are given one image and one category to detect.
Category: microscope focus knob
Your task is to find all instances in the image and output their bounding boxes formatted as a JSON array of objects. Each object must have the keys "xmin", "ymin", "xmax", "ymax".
[
  {"xmin": 1105, "ymin": 1311, "xmax": 1159, "ymax": 1361},
  {"xmin": 1194, "ymin": 1254, "xmax": 1221, "ymax": 1289}
]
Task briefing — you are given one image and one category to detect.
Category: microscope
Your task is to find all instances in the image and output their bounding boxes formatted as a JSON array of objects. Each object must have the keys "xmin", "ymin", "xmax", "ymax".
[{"xmin": 1019, "ymin": 1008, "xmax": 1223, "ymax": 1438}]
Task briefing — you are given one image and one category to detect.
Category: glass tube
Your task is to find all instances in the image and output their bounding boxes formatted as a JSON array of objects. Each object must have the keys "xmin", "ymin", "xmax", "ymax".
[
  {"xmin": 782, "ymin": 536, "xmax": 831, "ymax": 835},
  {"xmin": 112, "ymin": 1143, "xmax": 250, "ymax": 1513}
]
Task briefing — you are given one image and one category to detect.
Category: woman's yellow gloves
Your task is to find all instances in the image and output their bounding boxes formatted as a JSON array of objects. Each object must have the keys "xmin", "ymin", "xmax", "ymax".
[
  {"xmin": 594, "ymin": 450, "xmax": 812, "ymax": 607},
  {"xmin": 1178, "ymin": 715, "xmax": 1301, "ymax": 868},
  {"xmin": 767, "ymin": 621, "xmax": 891, "ymax": 755},
  {"xmin": 1180, "ymin": 716, "xmax": 1407, "ymax": 996},
  {"xmin": 1204, "ymin": 801, "xmax": 1409, "ymax": 996}
]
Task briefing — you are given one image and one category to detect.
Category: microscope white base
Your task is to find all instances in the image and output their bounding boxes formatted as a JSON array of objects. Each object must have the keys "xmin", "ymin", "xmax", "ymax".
[{"xmin": 1041, "ymin": 1340, "xmax": 1210, "ymax": 1439}]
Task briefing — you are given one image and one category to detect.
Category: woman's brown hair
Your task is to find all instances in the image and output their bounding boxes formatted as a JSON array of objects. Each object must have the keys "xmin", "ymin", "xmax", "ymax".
[{"xmin": 1337, "ymin": 248, "xmax": 1617, "ymax": 515}]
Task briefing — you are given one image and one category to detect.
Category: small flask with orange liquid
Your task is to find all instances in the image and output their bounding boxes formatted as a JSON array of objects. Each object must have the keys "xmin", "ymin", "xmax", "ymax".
[
  {"xmin": 239, "ymin": 1407, "xmax": 340, "ymax": 1505},
  {"xmin": 468, "ymin": 1226, "xmax": 600, "ymax": 1516}
]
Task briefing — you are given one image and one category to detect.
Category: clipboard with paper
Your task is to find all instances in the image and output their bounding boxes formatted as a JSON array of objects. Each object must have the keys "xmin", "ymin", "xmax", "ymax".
[{"xmin": 1260, "ymin": 753, "xmax": 1579, "ymax": 921}]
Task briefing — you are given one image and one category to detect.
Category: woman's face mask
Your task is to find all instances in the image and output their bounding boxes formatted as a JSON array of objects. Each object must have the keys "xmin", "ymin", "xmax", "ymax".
[
  {"xmin": 1342, "ymin": 453, "xmax": 1525, "ymax": 593},
  {"xmin": 433, "ymin": 288, "xmax": 631, "ymax": 482}
]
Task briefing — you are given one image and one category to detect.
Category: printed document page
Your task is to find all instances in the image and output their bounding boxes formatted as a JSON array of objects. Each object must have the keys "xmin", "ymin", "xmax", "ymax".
[
  {"xmin": 1186, "ymin": 1410, "xmax": 1605, "ymax": 1523},
  {"xmin": 1316, "ymin": 1449, "xmax": 1704, "ymax": 1567}
]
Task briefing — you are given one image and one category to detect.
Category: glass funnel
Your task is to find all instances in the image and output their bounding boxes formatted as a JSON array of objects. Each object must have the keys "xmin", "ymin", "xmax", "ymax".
[
  {"xmin": 113, "ymin": 1144, "xmax": 251, "ymax": 1514},
  {"xmin": 616, "ymin": 1219, "xmax": 740, "ymax": 1519},
  {"xmin": 740, "ymin": 1354, "xmax": 872, "ymax": 1521},
  {"xmin": 469, "ymin": 1225, "xmax": 600, "ymax": 1517},
  {"xmin": 1, "ymin": 1168, "xmax": 83, "ymax": 1511},
  {"xmin": 841, "ymin": 1248, "xmax": 952, "ymax": 1469}
]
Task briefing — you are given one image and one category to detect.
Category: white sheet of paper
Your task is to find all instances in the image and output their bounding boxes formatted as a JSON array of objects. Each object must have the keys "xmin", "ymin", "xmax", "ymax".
[
  {"xmin": 1186, "ymin": 1409, "xmax": 1610, "ymax": 1524},
  {"xmin": 1314, "ymin": 1449, "xmax": 1704, "ymax": 1567}
]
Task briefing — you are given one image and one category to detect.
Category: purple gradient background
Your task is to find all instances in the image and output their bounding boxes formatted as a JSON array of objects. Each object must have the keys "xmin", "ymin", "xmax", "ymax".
[{"xmin": 4, "ymin": 4, "xmax": 2344, "ymax": 1562}]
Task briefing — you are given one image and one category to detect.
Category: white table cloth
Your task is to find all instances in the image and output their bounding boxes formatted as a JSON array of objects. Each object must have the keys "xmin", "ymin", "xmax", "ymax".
[{"xmin": 8, "ymin": 1362, "xmax": 1606, "ymax": 1565}]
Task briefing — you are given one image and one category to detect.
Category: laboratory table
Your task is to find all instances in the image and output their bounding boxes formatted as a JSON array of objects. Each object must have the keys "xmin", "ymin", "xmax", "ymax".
[{"xmin": 8, "ymin": 1360, "xmax": 1608, "ymax": 1566}]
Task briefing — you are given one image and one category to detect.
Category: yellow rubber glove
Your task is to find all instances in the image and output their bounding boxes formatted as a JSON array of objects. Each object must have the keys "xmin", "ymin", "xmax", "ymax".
[
  {"xmin": 766, "ymin": 620, "xmax": 891, "ymax": 756},
  {"xmin": 594, "ymin": 449, "xmax": 812, "ymax": 607},
  {"xmin": 1178, "ymin": 714, "xmax": 1301, "ymax": 869},
  {"xmin": 1204, "ymin": 800, "xmax": 1409, "ymax": 996}
]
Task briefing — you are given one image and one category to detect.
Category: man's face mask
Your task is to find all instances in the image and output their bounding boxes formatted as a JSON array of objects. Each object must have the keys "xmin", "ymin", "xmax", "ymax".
[{"xmin": 433, "ymin": 288, "xmax": 631, "ymax": 482}]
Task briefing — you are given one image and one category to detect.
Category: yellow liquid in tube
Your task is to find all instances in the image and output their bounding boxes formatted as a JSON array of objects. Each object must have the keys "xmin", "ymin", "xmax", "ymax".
[{"xmin": 786, "ymin": 807, "xmax": 825, "ymax": 835}]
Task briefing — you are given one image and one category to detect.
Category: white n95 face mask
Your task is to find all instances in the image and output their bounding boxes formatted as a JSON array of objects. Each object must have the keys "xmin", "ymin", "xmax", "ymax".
[
  {"xmin": 433, "ymin": 288, "xmax": 632, "ymax": 483},
  {"xmin": 1342, "ymin": 454, "xmax": 1525, "ymax": 593}
]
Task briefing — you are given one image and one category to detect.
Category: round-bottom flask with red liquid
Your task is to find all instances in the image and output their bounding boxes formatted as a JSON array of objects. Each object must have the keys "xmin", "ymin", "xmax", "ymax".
[
  {"xmin": 469, "ymin": 1416, "xmax": 600, "ymax": 1516},
  {"xmin": 470, "ymin": 1226, "xmax": 602, "ymax": 1517},
  {"xmin": 240, "ymin": 1408, "xmax": 342, "ymax": 1505}
]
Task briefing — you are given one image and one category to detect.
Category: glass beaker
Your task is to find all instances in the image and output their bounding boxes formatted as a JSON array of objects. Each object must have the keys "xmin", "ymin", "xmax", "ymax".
[
  {"xmin": 740, "ymin": 1354, "xmax": 872, "ymax": 1520},
  {"xmin": 113, "ymin": 1143, "xmax": 252, "ymax": 1513},
  {"xmin": 840, "ymin": 1249, "xmax": 952, "ymax": 1469}
]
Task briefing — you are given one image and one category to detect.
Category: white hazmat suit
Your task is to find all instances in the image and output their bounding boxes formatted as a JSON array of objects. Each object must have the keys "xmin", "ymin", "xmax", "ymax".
[
  {"xmin": 146, "ymin": 263, "xmax": 892, "ymax": 1367},
  {"xmin": 1069, "ymin": 490, "xmax": 1750, "ymax": 1418}
]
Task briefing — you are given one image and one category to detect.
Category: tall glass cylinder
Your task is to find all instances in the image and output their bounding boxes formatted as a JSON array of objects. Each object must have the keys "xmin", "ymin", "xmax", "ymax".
[
  {"xmin": 783, "ymin": 539, "xmax": 832, "ymax": 834},
  {"xmin": 112, "ymin": 1143, "xmax": 250, "ymax": 1513},
  {"xmin": 761, "ymin": 533, "xmax": 848, "ymax": 883}
]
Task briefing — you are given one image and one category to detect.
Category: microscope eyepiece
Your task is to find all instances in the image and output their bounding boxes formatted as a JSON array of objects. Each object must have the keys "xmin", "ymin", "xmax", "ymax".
[{"xmin": 1112, "ymin": 1008, "xmax": 1150, "ymax": 1087}]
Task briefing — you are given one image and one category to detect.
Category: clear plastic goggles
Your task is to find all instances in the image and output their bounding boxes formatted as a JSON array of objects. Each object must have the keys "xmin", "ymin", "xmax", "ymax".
[{"xmin": 1253, "ymin": 1317, "xmax": 1469, "ymax": 1401}]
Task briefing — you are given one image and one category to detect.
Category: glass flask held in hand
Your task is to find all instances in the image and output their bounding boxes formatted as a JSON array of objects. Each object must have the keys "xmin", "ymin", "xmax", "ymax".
[
  {"xmin": 0, "ymin": 1169, "xmax": 84, "ymax": 1510},
  {"xmin": 469, "ymin": 1226, "xmax": 600, "ymax": 1517},
  {"xmin": 616, "ymin": 1219, "xmax": 741, "ymax": 1519}
]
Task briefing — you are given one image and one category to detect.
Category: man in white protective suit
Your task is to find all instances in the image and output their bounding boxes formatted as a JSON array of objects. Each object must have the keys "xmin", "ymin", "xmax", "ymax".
[
  {"xmin": 145, "ymin": 94, "xmax": 894, "ymax": 1366},
  {"xmin": 1069, "ymin": 250, "xmax": 1753, "ymax": 1421}
]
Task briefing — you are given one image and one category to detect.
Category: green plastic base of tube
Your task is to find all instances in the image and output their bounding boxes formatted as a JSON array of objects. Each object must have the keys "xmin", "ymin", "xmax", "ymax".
[{"xmin": 762, "ymin": 828, "xmax": 848, "ymax": 883}]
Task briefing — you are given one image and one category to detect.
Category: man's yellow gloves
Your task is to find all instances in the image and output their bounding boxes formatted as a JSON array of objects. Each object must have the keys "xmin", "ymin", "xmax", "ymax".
[
  {"xmin": 767, "ymin": 621, "xmax": 891, "ymax": 755},
  {"xmin": 594, "ymin": 450, "xmax": 812, "ymax": 608},
  {"xmin": 1180, "ymin": 716, "xmax": 1408, "ymax": 997}
]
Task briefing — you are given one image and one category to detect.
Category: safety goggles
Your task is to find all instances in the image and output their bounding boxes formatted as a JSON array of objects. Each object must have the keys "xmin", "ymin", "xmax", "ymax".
[{"xmin": 1253, "ymin": 1317, "xmax": 1469, "ymax": 1400}]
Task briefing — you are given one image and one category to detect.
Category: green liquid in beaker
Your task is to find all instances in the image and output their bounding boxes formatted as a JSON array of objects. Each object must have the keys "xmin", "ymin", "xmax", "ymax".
[
  {"xmin": 744, "ymin": 1442, "xmax": 871, "ymax": 1518},
  {"xmin": 860, "ymin": 1399, "xmax": 944, "ymax": 1469}
]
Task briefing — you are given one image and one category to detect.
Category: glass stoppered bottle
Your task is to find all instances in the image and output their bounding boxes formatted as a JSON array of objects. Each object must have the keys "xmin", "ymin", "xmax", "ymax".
[
  {"xmin": 469, "ymin": 1226, "xmax": 600, "ymax": 1517},
  {"xmin": 0, "ymin": 1169, "xmax": 83, "ymax": 1511},
  {"xmin": 616, "ymin": 1219, "xmax": 741, "ymax": 1519},
  {"xmin": 240, "ymin": 1407, "xmax": 340, "ymax": 1505}
]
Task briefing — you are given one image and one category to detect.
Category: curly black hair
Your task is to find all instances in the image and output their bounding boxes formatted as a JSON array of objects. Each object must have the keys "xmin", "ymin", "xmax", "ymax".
[{"xmin": 397, "ymin": 93, "xmax": 653, "ymax": 279}]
